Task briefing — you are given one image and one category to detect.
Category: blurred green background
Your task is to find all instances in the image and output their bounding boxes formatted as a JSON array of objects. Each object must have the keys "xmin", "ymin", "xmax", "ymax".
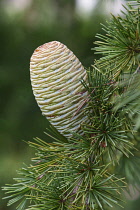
[{"xmin": 0, "ymin": 0, "xmax": 140, "ymax": 209}]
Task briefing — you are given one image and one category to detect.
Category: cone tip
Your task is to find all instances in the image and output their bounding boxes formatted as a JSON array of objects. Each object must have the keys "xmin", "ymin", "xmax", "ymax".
[{"xmin": 34, "ymin": 41, "xmax": 61, "ymax": 53}]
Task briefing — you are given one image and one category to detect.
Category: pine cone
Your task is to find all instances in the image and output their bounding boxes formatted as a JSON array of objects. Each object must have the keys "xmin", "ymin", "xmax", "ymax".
[{"xmin": 30, "ymin": 41, "xmax": 88, "ymax": 137}]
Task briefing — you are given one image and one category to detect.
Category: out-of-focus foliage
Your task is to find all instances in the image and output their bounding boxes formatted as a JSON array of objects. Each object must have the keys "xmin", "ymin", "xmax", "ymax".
[{"xmin": 1, "ymin": 0, "xmax": 140, "ymax": 209}]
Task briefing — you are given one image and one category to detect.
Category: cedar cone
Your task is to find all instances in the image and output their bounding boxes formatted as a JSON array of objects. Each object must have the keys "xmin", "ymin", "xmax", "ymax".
[{"xmin": 30, "ymin": 41, "xmax": 88, "ymax": 137}]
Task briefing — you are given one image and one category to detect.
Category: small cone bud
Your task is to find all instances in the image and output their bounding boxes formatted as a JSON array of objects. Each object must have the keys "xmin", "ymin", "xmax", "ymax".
[{"xmin": 30, "ymin": 41, "xmax": 88, "ymax": 137}]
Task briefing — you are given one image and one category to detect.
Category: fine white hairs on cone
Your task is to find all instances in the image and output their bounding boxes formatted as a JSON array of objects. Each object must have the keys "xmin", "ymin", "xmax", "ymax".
[{"xmin": 30, "ymin": 41, "xmax": 88, "ymax": 138}]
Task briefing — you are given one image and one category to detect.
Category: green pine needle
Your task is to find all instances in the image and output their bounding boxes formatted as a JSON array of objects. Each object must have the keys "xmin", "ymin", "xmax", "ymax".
[{"xmin": 94, "ymin": 1, "xmax": 140, "ymax": 77}]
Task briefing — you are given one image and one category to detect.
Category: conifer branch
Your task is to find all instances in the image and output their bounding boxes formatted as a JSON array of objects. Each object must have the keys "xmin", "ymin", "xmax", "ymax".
[{"xmin": 2, "ymin": 1, "xmax": 140, "ymax": 209}]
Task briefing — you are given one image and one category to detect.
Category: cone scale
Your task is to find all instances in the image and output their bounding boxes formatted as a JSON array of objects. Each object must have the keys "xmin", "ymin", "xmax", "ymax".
[{"xmin": 30, "ymin": 41, "xmax": 88, "ymax": 137}]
